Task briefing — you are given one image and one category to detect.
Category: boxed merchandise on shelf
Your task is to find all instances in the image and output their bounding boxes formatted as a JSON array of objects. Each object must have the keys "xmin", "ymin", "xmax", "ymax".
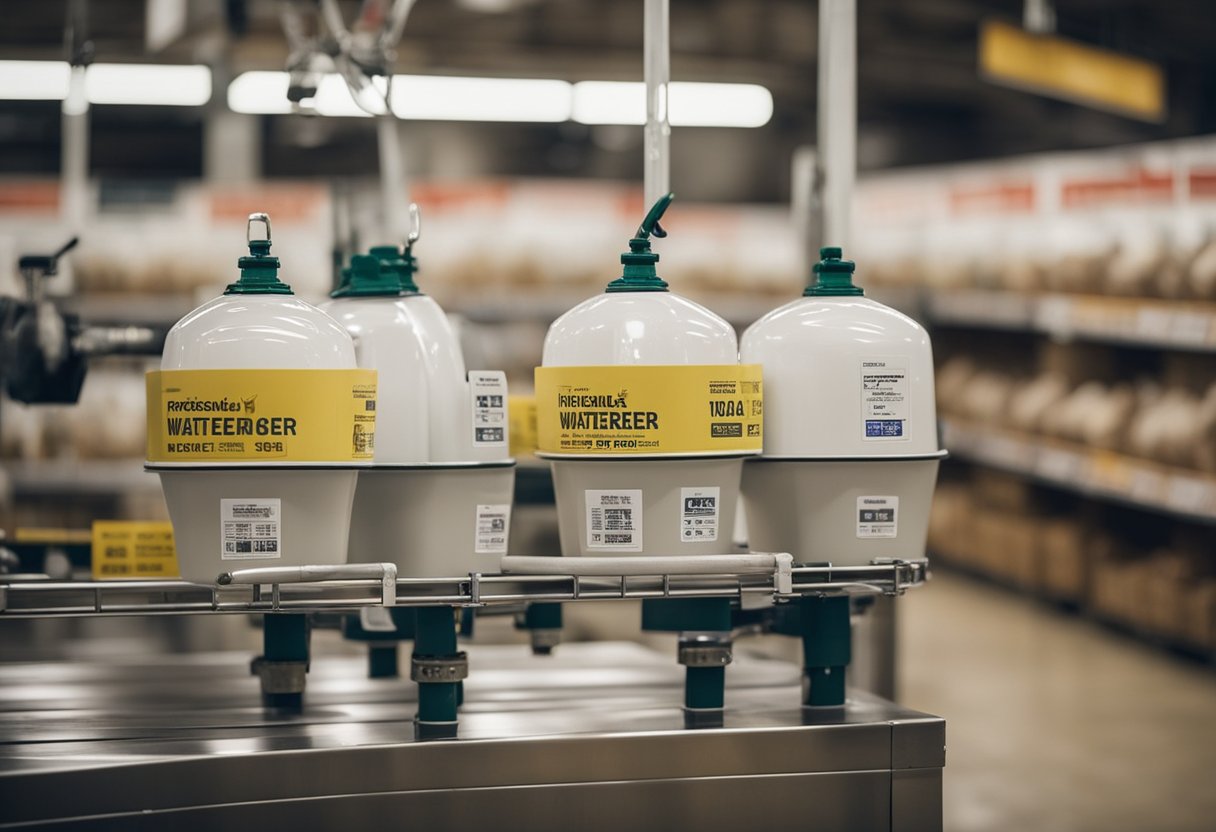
[
  {"xmin": 1040, "ymin": 518, "xmax": 1089, "ymax": 603},
  {"xmin": 928, "ymin": 470, "xmax": 1216, "ymax": 653},
  {"xmin": 855, "ymin": 136, "xmax": 1216, "ymax": 303}
]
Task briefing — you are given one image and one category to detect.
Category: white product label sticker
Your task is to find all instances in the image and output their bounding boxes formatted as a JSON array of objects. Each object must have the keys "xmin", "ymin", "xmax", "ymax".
[
  {"xmin": 585, "ymin": 489, "xmax": 643, "ymax": 551},
  {"xmin": 220, "ymin": 498, "xmax": 282, "ymax": 560},
  {"xmin": 680, "ymin": 487, "xmax": 720, "ymax": 543},
  {"xmin": 469, "ymin": 371, "xmax": 508, "ymax": 446},
  {"xmin": 857, "ymin": 496, "xmax": 899, "ymax": 538},
  {"xmin": 861, "ymin": 358, "xmax": 909, "ymax": 440},
  {"xmin": 475, "ymin": 503, "xmax": 511, "ymax": 554},
  {"xmin": 359, "ymin": 606, "xmax": 396, "ymax": 632}
]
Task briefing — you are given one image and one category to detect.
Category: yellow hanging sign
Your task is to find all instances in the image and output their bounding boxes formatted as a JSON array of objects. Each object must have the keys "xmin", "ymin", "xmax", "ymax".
[
  {"xmin": 979, "ymin": 20, "xmax": 1165, "ymax": 123},
  {"xmin": 92, "ymin": 521, "xmax": 179, "ymax": 580},
  {"xmin": 534, "ymin": 364, "xmax": 763, "ymax": 457},
  {"xmin": 146, "ymin": 368, "xmax": 377, "ymax": 464}
]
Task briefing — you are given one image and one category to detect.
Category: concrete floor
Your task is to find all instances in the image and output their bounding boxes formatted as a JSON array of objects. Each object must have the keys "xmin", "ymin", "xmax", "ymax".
[{"xmin": 898, "ymin": 570, "xmax": 1216, "ymax": 832}]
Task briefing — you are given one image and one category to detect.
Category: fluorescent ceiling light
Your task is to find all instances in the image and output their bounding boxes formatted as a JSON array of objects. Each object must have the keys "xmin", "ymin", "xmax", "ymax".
[
  {"xmin": 570, "ymin": 81, "xmax": 641, "ymax": 125},
  {"xmin": 670, "ymin": 82, "xmax": 773, "ymax": 128},
  {"xmin": 0, "ymin": 60, "xmax": 71, "ymax": 100},
  {"xmin": 0, "ymin": 61, "xmax": 210, "ymax": 106},
  {"xmin": 228, "ymin": 71, "xmax": 570, "ymax": 121},
  {"xmin": 85, "ymin": 63, "xmax": 211, "ymax": 106},
  {"xmin": 228, "ymin": 71, "xmax": 383, "ymax": 117},
  {"xmin": 390, "ymin": 75, "xmax": 571, "ymax": 122},
  {"xmin": 225, "ymin": 71, "xmax": 771, "ymax": 127},
  {"xmin": 572, "ymin": 81, "xmax": 773, "ymax": 127},
  {"xmin": 227, "ymin": 70, "xmax": 294, "ymax": 114},
  {"xmin": 315, "ymin": 75, "xmax": 389, "ymax": 118}
]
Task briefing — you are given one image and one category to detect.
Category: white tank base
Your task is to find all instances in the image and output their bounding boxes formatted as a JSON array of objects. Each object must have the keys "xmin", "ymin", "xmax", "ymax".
[
  {"xmin": 549, "ymin": 457, "xmax": 745, "ymax": 557},
  {"xmin": 156, "ymin": 468, "xmax": 358, "ymax": 585},
  {"xmin": 741, "ymin": 458, "xmax": 941, "ymax": 566},
  {"xmin": 346, "ymin": 465, "xmax": 516, "ymax": 578}
]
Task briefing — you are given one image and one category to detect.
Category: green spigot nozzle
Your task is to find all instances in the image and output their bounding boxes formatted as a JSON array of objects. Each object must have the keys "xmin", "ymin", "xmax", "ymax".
[{"xmin": 606, "ymin": 192, "xmax": 673, "ymax": 293}]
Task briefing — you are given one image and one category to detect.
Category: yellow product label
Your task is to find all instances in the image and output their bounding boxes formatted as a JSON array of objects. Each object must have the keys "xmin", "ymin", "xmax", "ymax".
[
  {"xmin": 146, "ymin": 369, "xmax": 377, "ymax": 463},
  {"xmin": 508, "ymin": 394, "xmax": 538, "ymax": 457},
  {"xmin": 14, "ymin": 527, "xmax": 92, "ymax": 545},
  {"xmin": 92, "ymin": 521, "xmax": 179, "ymax": 580},
  {"xmin": 534, "ymin": 364, "xmax": 763, "ymax": 456}
]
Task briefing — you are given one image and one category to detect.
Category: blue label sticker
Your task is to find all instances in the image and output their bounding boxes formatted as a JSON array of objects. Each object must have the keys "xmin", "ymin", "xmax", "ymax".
[{"xmin": 865, "ymin": 420, "xmax": 904, "ymax": 438}]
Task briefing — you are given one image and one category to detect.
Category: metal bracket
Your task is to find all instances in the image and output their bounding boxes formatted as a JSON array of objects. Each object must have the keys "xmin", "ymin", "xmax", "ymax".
[
  {"xmin": 411, "ymin": 653, "xmax": 469, "ymax": 684},
  {"xmin": 249, "ymin": 658, "xmax": 307, "ymax": 694},
  {"xmin": 219, "ymin": 562, "xmax": 399, "ymax": 606},
  {"xmin": 679, "ymin": 635, "xmax": 733, "ymax": 668}
]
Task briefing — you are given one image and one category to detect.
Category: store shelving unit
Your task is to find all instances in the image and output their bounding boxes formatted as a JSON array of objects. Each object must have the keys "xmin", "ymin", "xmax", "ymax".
[
  {"xmin": 941, "ymin": 418, "xmax": 1216, "ymax": 524},
  {"xmin": 6, "ymin": 459, "xmax": 160, "ymax": 498},
  {"xmin": 925, "ymin": 289, "xmax": 1216, "ymax": 352}
]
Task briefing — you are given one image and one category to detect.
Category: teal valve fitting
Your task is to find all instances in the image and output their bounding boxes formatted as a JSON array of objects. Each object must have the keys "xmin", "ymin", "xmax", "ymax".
[
  {"xmin": 225, "ymin": 213, "xmax": 293, "ymax": 295},
  {"xmin": 252, "ymin": 613, "xmax": 310, "ymax": 710},
  {"xmin": 412, "ymin": 606, "xmax": 466, "ymax": 739},
  {"xmin": 804, "ymin": 246, "xmax": 864, "ymax": 297},
  {"xmin": 801, "ymin": 595, "xmax": 851, "ymax": 708}
]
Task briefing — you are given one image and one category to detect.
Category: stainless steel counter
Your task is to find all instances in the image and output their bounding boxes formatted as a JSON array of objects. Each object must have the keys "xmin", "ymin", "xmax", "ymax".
[{"xmin": 0, "ymin": 641, "xmax": 944, "ymax": 831}]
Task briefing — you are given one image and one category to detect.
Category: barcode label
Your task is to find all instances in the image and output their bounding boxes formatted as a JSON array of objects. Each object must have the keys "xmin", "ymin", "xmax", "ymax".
[
  {"xmin": 220, "ymin": 498, "xmax": 282, "ymax": 560},
  {"xmin": 680, "ymin": 487, "xmax": 719, "ymax": 542},
  {"xmin": 469, "ymin": 371, "xmax": 509, "ymax": 447},
  {"xmin": 585, "ymin": 489, "xmax": 643, "ymax": 551},
  {"xmin": 857, "ymin": 495, "xmax": 898, "ymax": 538},
  {"xmin": 475, "ymin": 503, "xmax": 511, "ymax": 554}
]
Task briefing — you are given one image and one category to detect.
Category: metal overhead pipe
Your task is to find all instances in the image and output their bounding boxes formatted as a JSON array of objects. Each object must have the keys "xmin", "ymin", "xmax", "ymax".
[
  {"xmin": 317, "ymin": 0, "xmax": 418, "ymax": 240},
  {"xmin": 643, "ymin": 0, "xmax": 671, "ymax": 209},
  {"xmin": 60, "ymin": 0, "xmax": 92, "ymax": 236},
  {"xmin": 817, "ymin": 0, "xmax": 856, "ymax": 250}
]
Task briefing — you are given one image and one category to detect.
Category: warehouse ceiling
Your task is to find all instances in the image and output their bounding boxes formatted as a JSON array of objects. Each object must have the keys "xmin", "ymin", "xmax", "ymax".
[{"xmin": 2, "ymin": 0, "xmax": 1216, "ymax": 200}]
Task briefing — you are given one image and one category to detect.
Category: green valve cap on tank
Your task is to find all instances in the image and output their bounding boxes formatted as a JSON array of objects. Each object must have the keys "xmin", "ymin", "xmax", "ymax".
[
  {"xmin": 334, "ymin": 203, "xmax": 423, "ymax": 298},
  {"xmin": 365, "ymin": 203, "xmax": 422, "ymax": 296},
  {"xmin": 605, "ymin": 192, "xmax": 674, "ymax": 293},
  {"xmin": 225, "ymin": 213, "xmax": 294, "ymax": 295},
  {"xmin": 330, "ymin": 253, "xmax": 404, "ymax": 298},
  {"xmin": 804, "ymin": 246, "xmax": 864, "ymax": 297}
]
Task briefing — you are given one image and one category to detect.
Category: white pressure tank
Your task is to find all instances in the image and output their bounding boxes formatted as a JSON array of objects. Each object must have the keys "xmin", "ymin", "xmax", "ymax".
[
  {"xmin": 146, "ymin": 214, "xmax": 376, "ymax": 584},
  {"xmin": 740, "ymin": 246, "xmax": 945, "ymax": 565},
  {"xmin": 536, "ymin": 195, "xmax": 763, "ymax": 557},
  {"xmin": 321, "ymin": 222, "xmax": 515, "ymax": 577}
]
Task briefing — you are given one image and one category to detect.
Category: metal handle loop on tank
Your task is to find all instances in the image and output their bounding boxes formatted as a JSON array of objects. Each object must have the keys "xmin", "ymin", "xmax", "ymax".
[
  {"xmin": 247, "ymin": 212, "xmax": 272, "ymax": 245},
  {"xmin": 406, "ymin": 202, "xmax": 421, "ymax": 248}
]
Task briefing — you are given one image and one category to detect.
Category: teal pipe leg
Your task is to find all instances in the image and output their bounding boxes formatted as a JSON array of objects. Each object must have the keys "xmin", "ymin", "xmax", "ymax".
[
  {"xmin": 643, "ymin": 598, "xmax": 733, "ymax": 728},
  {"xmin": 801, "ymin": 596, "xmax": 851, "ymax": 708},
  {"xmin": 342, "ymin": 608, "xmax": 415, "ymax": 679},
  {"xmin": 516, "ymin": 602, "xmax": 563, "ymax": 655},
  {"xmin": 253, "ymin": 613, "xmax": 310, "ymax": 710},
  {"xmin": 368, "ymin": 644, "xmax": 399, "ymax": 678},
  {"xmin": 412, "ymin": 607, "xmax": 466, "ymax": 739}
]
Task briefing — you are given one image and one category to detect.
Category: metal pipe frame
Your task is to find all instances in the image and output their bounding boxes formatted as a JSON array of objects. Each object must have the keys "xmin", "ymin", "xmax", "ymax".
[{"xmin": 0, "ymin": 560, "xmax": 928, "ymax": 619}]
